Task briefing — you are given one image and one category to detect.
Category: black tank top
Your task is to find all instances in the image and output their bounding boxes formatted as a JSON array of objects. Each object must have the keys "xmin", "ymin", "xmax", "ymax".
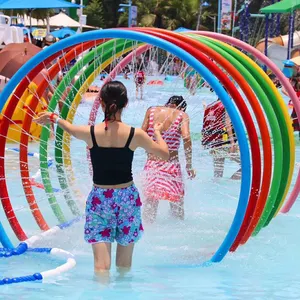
[{"xmin": 89, "ymin": 125, "xmax": 135, "ymax": 185}]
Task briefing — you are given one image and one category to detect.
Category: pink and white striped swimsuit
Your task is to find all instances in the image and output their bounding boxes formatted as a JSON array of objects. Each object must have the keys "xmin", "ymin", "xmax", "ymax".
[
  {"xmin": 143, "ymin": 108, "xmax": 185, "ymax": 202},
  {"xmin": 146, "ymin": 108, "xmax": 183, "ymax": 151}
]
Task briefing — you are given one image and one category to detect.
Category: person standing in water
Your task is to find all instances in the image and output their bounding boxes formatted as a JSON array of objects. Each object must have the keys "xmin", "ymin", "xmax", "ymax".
[
  {"xmin": 34, "ymin": 81, "xmax": 169, "ymax": 274},
  {"xmin": 134, "ymin": 66, "xmax": 146, "ymax": 100},
  {"xmin": 282, "ymin": 72, "xmax": 300, "ymax": 140},
  {"xmin": 202, "ymin": 98, "xmax": 241, "ymax": 179},
  {"xmin": 141, "ymin": 96, "xmax": 196, "ymax": 223},
  {"xmin": 184, "ymin": 66, "xmax": 198, "ymax": 95}
]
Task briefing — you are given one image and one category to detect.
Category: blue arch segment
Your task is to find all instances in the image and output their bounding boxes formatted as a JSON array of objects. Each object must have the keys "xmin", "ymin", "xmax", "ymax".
[
  {"xmin": 0, "ymin": 29, "xmax": 251, "ymax": 262},
  {"xmin": 0, "ymin": 221, "xmax": 13, "ymax": 249}
]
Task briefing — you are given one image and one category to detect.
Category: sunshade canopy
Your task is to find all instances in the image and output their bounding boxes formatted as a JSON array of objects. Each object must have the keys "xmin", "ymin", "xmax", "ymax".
[
  {"xmin": 260, "ymin": 0, "xmax": 300, "ymax": 14},
  {"xmin": 174, "ymin": 27, "xmax": 193, "ymax": 32},
  {"xmin": 291, "ymin": 56, "xmax": 300, "ymax": 66},
  {"xmin": 49, "ymin": 12, "xmax": 95, "ymax": 28},
  {"xmin": 17, "ymin": 12, "xmax": 95, "ymax": 28},
  {"xmin": 0, "ymin": 42, "xmax": 41, "ymax": 78},
  {"xmin": 0, "ymin": 0, "xmax": 81, "ymax": 9},
  {"xmin": 51, "ymin": 27, "xmax": 76, "ymax": 39}
]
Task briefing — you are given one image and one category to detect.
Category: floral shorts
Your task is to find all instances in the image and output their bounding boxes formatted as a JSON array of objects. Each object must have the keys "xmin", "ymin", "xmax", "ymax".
[{"xmin": 84, "ymin": 184, "xmax": 144, "ymax": 246}]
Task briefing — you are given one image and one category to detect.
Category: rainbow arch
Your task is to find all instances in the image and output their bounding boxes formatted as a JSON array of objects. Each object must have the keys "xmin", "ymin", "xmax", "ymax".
[{"xmin": 0, "ymin": 28, "xmax": 299, "ymax": 283}]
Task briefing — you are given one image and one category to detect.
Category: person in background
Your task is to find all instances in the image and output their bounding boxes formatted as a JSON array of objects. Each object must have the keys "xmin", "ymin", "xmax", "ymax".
[
  {"xmin": 24, "ymin": 33, "xmax": 29, "ymax": 43},
  {"xmin": 202, "ymin": 98, "xmax": 241, "ymax": 179},
  {"xmin": 124, "ymin": 66, "xmax": 130, "ymax": 80},
  {"xmin": 141, "ymin": 96, "xmax": 196, "ymax": 223},
  {"xmin": 34, "ymin": 81, "xmax": 169, "ymax": 275},
  {"xmin": 55, "ymin": 71, "xmax": 75, "ymax": 112},
  {"xmin": 184, "ymin": 66, "xmax": 198, "ymax": 95},
  {"xmin": 269, "ymin": 73, "xmax": 281, "ymax": 88},
  {"xmin": 43, "ymin": 34, "xmax": 56, "ymax": 49},
  {"xmin": 134, "ymin": 66, "xmax": 146, "ymax": 100},
  {"xmin": 100, "ymin": 71, "xmax": 106, "ymax": 81},
  {"xmin": 282, "ymin": 72, "xmax": 300, "ymax": 140}
]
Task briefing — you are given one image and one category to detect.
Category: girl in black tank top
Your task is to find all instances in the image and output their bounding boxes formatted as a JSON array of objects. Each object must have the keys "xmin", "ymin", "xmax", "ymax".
[
  {"xmin": 89, "ymin": 125, "xmax": 135, "ymax": 185},
  {"xmin": 34, "ymin": 80, "xmax": 169, "ymax": 276}
]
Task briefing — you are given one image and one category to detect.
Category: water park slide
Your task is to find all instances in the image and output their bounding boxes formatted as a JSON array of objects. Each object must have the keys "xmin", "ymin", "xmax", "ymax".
[
  {"xmin": 256, "ymin": 31, "xmax": 300, "ymax": 69},
  {"xmin": 0, "ymin": 83, "xmax": 47, "ymax": 143},
  {"xmin": 0, "ymin": 14, "xmax": 28, "ymax": 46}
]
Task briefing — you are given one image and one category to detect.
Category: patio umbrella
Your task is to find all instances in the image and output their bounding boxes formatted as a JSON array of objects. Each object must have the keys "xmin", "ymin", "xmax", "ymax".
[
  {"xmin": 49, "ymin": 12, "xmax": 95, "ymax": 29},
  {"xmin": 20, "ymin": 12, "xmax": 96, "ymax": 28},
  {"xmin": 0, "ymin": 43, "xmax": 41, "ymax": 78},
  {"xmin": 291, "ymin": 56, "xmax": 300, "ymax": 66},
  {"xmin": 51, "ymin": 27, "xmax": 76, "ymax": 39}
]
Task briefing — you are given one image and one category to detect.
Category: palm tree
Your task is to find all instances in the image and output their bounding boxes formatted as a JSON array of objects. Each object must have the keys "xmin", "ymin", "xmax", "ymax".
[
  {"xmin": 118, "ymin": 0, "xmax": 199, "ymax": 30},
  {"xmin": 84, "ymin": 0, "xmax": 105, "ymax": 28},
  {"xmin": 6, "ymin": 9, "xmax": 54, "ymax": 20},
  {"xmin": 160, "ymin": 0, "xmax": 199, "ymax": 29},
  {"xmin": 5, "ymin": 8, "xmax": 54, "ymax": 29}
]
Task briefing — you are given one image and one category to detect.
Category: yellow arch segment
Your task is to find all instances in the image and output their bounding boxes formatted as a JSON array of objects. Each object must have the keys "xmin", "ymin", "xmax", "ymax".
[
  {"xmin": 62, "ymin": 35, "xmax": 294, "ymax": 218},
  {"xmin": 228, "ymin": 47, "xmax": 295, "ymax": 215},
  {"xmin": 1, "ymin": 83, "xmax": 47, "ymax": 143},
  {"xmin": 62, "ymin": 44, "xmax": 140, "ymax": 193}
]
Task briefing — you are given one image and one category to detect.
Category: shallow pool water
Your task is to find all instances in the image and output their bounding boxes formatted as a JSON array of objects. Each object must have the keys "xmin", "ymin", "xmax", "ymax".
[{"xmin": 1, "ymin": 78, "xmax": 300, "ymax": 299}]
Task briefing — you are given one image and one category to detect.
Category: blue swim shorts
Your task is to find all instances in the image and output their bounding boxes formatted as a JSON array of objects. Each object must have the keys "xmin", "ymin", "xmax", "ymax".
[{"xmin": 84, "ymin": 184, "xmax": 144, "ymax": 246}]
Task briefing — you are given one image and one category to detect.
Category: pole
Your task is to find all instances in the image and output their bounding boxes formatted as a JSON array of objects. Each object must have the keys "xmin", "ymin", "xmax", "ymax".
[
  {"xmin": 276, "ymin": 0, "xmax": 280, "ymax": 36},
  {"xmin": 207, "ymin": 16, "xmax": 216, "ymax": 32},
  {"xmin": 232, "ymin": 0, "xmax": 237, "ymax": 36},
  {"xmin": 217, "ymin": 0, "xmax": 222, "ymax": 33},
  {"xmin": 29, "ymin": 9, "xmax": 32, "ymax": 30},
  {"xmin": 46, "ymin": 11, "xmax": 50, "ymax": 34},
  {"xmin": 214, "ymin": 16, "xmax": 216, "ymax": 32},
  {"xmin": 270, "ymin": 0, "xmax": 274, "ymax": 37},
  {"xmin": 264, "ymin": 14, "xmax": 269, "ymax": 72},
  {"xmin": 128, "ymin": 0, "xmax": 132, "ymax": 27},
  {"xmin": 287, "ymin": 12, "xmax": 293, "ymax": 59},
  {"xmin": 240, "ymin": 9, "xmax": 244, "ymax": 42},
  {"xmin": 196, "ymin": 0, "xmax": 202, "ymax": 31},
  {"xmin": 291, "ymin": 10, "xmax": 295, "ymax": 49},
  {"xmin": 79, "ymin": 0, "xmax": 83, "ymax": 32},
  {"xmin": 244, "ymin": 1, "xmax": 249, "ymax": 43}
]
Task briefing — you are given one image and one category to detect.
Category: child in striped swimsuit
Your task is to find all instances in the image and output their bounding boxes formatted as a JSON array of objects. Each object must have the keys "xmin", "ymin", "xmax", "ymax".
[{"xmin": 141, "ymin": 96, "xmax": 196, "ymax": 222}]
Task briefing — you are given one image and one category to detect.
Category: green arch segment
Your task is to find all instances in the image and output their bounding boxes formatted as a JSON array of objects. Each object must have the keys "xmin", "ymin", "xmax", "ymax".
[
  {"xmin": 189, "ymin": 35, "xmax": 283, "ymax": 230},
  {"xmin": 55, "ymin": 39, "xmax": 140, "ymax": 200},
  {"xmin": 192, "ymin": 35, "xmax": 292, "ymax": 233},
  {"xmin": 39, "ymin": 38, "xmax": 141, "ymax": 221},
  {"xmin": 38, "ymin": 33, "xmax": 292, "ymax": 239},
  {"xmin": 190, "ymin": 35, "xmax": 291, "ymax": 233}
]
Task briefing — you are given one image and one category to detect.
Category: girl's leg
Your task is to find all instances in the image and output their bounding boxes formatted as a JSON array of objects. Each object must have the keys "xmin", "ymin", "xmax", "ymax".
[
  {"xmin": 229, "ymin": 147, "xmax": 241, "ymax": 180},
  {"xmin": 116, "ymin": 243, "xmax": 135, "ymax": 270},
  {"xmin": 143, "ymin": 198, "xmax": 159, "ymax": 223},
  {"xmin": 92, "ymin": 242, "xmax": 112, "ymax": 273},
  {"xmin": 230, "ymin": 168, "xmax": 241, "ymax": 180},
  {"xmin": 190, "ymin": 77, "xmax": 197, "ymax": 95},
  {"xmin": 141, "ymin": 85, "xmax": 144, "ymax": 100},
  {"xmin": 213, "ymin": 155, "xmax": 225, "ymax": 178},
  {"xmin": 170, "ymin": 198, "xmax": 184, "ymax": 220}
]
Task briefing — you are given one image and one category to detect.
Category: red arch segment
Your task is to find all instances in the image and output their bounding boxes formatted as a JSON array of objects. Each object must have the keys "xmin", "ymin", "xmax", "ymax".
[
  {"xmin": 19, "ymin": 41, "xmax": 103, "ymax": 231},
  {"xmin": 0, "ymin": 60, "xmax": 54, "ymax": 240},
  {"xmin": 0, "ymin": 30, "xmax": 270, "ymax": 254},
  {"xmin": 130, "ymin": 28, "xmax": 269, "ymax": 252},
  {"xmin": 0, "ymin": 51, "xmax": 70, "ymax": 240}
]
